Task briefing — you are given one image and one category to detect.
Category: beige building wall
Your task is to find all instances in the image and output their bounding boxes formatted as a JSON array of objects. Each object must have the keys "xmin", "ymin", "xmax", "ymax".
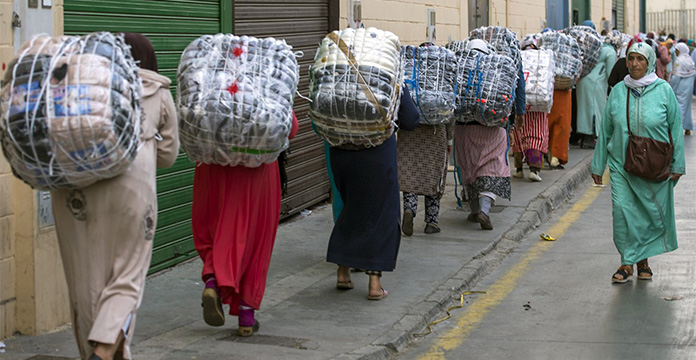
[
  {"xmin": 339, "ymin": 0, "xmax": 469, "ymax": 46},
  {"xmin": 0, "ymin": 0, "xmax": 69, "ymax": 341},
  {"xmin": 489, "ymin": 0, "xmax": 547, "ymax": 37}
]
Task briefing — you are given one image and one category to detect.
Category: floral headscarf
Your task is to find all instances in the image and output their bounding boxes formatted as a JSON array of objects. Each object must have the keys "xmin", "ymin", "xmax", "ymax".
[
  {"xmin": 604, "ymin": 30, "xmax": 623, "ymax": 50},
  {"xmin": 627, "ymin": 41, "xmax": 656, "ymax": 75}
]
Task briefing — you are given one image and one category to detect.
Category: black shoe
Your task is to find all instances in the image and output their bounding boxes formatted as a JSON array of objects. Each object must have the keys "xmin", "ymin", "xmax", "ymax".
[
  {"xmin": 580, "ymin": 135, "xmax": 595, "ymax": 149},
  {"xmin": 478, "ymin": 212, "xmax": 493, "ymax": 230},
  {"xmin": 424, "ymin": 223, "xmax": 441, "ymax": 234},
  {"xmin": 402, "ymin": 210, "xmax": 414, "ymax": 236}
]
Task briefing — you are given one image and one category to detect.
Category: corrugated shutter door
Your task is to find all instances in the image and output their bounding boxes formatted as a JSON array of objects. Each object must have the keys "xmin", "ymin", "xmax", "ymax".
[
  {"xmin": 64, "ymin": 0, "xmax": 231, "ymax": 273},
  {"xmin": 234, "ymin": 0, "xmax": 337, "ymax": 217}
]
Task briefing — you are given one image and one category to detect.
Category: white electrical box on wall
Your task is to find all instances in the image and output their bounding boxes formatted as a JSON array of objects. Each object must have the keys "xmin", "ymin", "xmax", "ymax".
[
  {"xmin": 349, "ymin": 0, "xmax": 362, "ymax": 29},
  {"xmin": 427, "ymin": 9, "xmax": 436, "ymax": 43}
]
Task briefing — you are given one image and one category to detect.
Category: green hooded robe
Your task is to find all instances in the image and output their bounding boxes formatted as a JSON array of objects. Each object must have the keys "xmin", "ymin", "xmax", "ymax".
[{"xmin": 576, "ymin": 43, "xmax": 617, "ymax": 136}]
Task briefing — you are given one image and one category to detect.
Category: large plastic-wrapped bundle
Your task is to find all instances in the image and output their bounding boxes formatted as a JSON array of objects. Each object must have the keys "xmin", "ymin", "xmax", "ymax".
[
  {"xmin": 470, "ymin": 26, "xmax": 522, "ymax": 70},
  {"xmin": 539, "ymin": 32, "xmax": 582, "ymax": 88},
  {"xmin": 177, "ymin": 34, "xmax": 299, "ymax": 167},
  {"xmin": 0, "ymin": 33, "xmax": 141, "ymax": 190},
  {"xmin": 454, "ymin": 48, "xmax": 517, "ymax": 127},
  {"xmin": 564, "ymin": 26, "xmax": 602, "ymax": 77},
  {"xmin": 309, "ymin": 27, "xmax": 402, "ymax": 147},
  {"xmin": 521, "ymin": 49, "xmax": 555, "ymax": 113},
  {"xmin": 400, "ymin": 45, "xmax": 457, "ymax": 125}
]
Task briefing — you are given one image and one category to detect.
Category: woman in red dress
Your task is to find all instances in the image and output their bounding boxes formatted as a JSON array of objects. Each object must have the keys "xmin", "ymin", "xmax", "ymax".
[{"xmin": 192, "ymin": 113, "xmax": 298, "ymax": 336}]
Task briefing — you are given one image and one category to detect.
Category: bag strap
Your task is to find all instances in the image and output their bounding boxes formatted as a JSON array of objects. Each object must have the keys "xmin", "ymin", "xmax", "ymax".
[
  {"xmin": 626, "ymin": 89, "xmax": 673, "ymax": 146},
  {"xmin": 327, "ymin": 32, "xmax": 388, "ymax": 122}
]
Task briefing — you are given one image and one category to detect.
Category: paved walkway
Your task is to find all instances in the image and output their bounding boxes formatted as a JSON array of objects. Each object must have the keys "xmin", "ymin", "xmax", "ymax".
[{"xmin": 4, "ymin": 147, "xmax": 595, "ymax": 360}]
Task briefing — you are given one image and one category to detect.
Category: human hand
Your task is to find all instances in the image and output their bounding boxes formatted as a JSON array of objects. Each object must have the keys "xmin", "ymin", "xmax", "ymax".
[
  {"xmin": 591, "ymin": 174, "xmax": 603, "ymax": 185},
  {"xmin": 670, "ymin": 173, "xmax": 683, "ymax": 181},
  {"xmin": 447, "ymin": 145, "xmax": 452, "ymax": 154}
]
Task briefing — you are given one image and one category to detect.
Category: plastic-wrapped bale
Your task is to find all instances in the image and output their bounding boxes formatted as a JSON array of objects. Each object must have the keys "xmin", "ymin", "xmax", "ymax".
[
  {"xmin": 521, "ymin": 49, "xmax": 555, "ymax": 113},
  {"xmin": 564, "ymin": 26, "xmax": 602, "ymax": 78},
  {"xmin": 309, "ymin": 27, "xmax": 402, "ymax": 147},
  {"xmin": 400, "ymin": 45, "xmax": 457, "ymax": 125},
  {"xmin": 444, "ymin": 41, "xmax": 468, "ymax": 53},
  {"xmin": 0, "ymin": 32, "xmax": 141, "ymax": 190},
  {"xmin": 539, "ymin": 32, "xmax": 582, "ymax": 89},
  {"xmin": 469, "ymin": 26, "xmax": 522, "ymax": 70},
  {"xmin": 453, "ymin": 48, "xmax": 517, "ymax": 127},
  {"xmin": 177, "ymin": 34, "xmax": 299, "ymax": 167}
]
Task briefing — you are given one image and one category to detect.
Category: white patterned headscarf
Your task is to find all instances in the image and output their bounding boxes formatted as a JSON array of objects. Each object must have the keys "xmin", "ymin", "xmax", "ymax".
[{"xmin": 672, "ymin": 43, "xmax": 696, "ymax": 78}]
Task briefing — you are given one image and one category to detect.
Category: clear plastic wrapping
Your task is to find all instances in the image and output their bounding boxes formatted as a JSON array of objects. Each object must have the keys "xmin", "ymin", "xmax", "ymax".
[
  {"xmin": 521, "ymin": 49, "xmax": 556, "ymax": 113},
  {"xmin": 564, "ymin": 26, "xmax": 602, "ymax": 78},
  {"xmin": 453, "ymin": 48, "xmax": 517, "ymax": 127},
  {"xmin": 470, "ymin": 26, "xmax": 522, "ymax": 70},
  {"xmin": 539, "ymin": 32, "xmax": 583, "ymax": 82},
  {"xmin": 0, "ymin": 32, "xmax": 141, "ymax": 190},
  {"xmin": 177, "ymin": 34, "xmax": 299, "ymax": 167},
  {"xmin": 309, "ymin": 27, "xmax": 402, "ymax": 147},
  {"xmin": 400, "ymin": 45, "xmax": 457, "ymax": 125}
]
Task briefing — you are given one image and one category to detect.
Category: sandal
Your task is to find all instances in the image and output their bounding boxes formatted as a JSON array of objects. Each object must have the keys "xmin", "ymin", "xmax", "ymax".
[
  {"xmin": 367, "ymin": 288, "xmax": 388, "ymax": 301},
  {"xmin": 637, "ymin": 260, "xmax": 653, "ymax": 280},
  {"xmin": 238, "ymin": 320, "xmax": 260, "ymax": 337},
  {"xmin": 612, "ymin": 265, "xmax": 634, "ymax": 283},
  {"xmin": 336, "ymin": 279, "xmax": 354, "ymax": 290}
]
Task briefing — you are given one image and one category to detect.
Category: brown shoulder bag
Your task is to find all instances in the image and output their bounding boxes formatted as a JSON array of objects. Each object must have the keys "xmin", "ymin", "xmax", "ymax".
[{"xmin": 623, "ymin": 90, "xmax": 673, "ymax": 182}]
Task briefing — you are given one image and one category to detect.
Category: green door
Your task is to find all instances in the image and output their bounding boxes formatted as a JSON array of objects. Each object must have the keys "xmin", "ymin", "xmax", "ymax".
[
  {"xmin": 572, "ymin": 0, "xmax": 591, "ymax": 26},
  {"xmin": 63, "ymin": 0, "xmax": 233, "ymax": 274}
]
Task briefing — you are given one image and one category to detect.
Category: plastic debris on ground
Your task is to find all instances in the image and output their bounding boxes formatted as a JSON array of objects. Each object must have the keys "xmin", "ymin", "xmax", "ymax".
[
  {"xmin": 300, "ymin": 209, "xmax": 312, "ymax": 217},
  {"xmin": 0, "ymin": 32, "xmax": 142, "ymax": 190},
  {"xmin": 400, "ymin": 45, "xmax": 458, "ymax": 125},
  {"xmin": 522, "ymin": 48, "xmax": 556, "ymax": 113},
  {"xmin": 177, "ymin": 34, "xmax": 299, "ymax": 167},
  {"xmin": 453, "ymin": 47, "xmax": 517, "ymax": 127},
  {"xmin": 0, "ymin": 341, "xmax": 4, "ymax": 353},
  {"xmin": 469, "ymin": 26, "xmax": 522, "ymax": 71},
  {"xmin": 564, "ymin": 26, "xmax": 603, "ymax": 78},
  {"xmin": 539, "ymin": 32, "xmax": 582, "ymax": 88},
  {"xmin": 309, "ymin": 27, "xmax": 403, "ymax": 148},
  {"xmin": 540, "ymin": 233, "xmax": 556, "ymax": 241}
]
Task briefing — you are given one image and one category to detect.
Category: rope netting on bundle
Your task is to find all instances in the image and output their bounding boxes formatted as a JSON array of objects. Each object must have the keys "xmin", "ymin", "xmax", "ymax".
[
  {"xmin": 0, "ymin": 32, "xmax": 141, "ymax": 190},
  {"xmin": 309, "ymin": 27, "xmax": 403, "ymax": 148},
  {"xmin": 177, "ymin": 34, "xmax": 300, "ymax": 167},
  {"xmin": 400, "ymin": 45, "xmax": 458, "ymax": 125}
]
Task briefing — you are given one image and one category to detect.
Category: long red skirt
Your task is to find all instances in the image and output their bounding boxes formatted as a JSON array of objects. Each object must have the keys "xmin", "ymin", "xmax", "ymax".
[
  {"xmin": 548, "ymin": 89, "xmax": 572, "ymax": 164},
  {"xmin": 192, "ymin": 163, "xmax": 281, "ymax": 315}
]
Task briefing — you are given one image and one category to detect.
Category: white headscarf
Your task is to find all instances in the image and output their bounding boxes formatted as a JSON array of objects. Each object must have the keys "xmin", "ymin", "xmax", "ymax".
[
  {"xmin": 672, "ymin": 43, "xmax": 696, "ymax": 78},
  {"xmin": 467, "ymin": 39, "xmax": 491, "ymax": 54}
]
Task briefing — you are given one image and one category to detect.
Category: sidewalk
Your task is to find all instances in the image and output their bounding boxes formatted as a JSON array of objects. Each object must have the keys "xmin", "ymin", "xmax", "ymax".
[{"xmin": 3, "ymin": 147, "xmax": 595, "ymax": 360}]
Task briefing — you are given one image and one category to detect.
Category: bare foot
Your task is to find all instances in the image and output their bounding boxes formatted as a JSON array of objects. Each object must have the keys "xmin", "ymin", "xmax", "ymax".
[{"xmin": 337, "ymin": 265, "xmax": 351, "ymax": 284}]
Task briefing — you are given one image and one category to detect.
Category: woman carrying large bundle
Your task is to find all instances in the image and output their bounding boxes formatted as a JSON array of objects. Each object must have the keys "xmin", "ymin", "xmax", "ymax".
[
  {"xmin": 669, "ymin": 42, "xmax": 695, "ymax": 135},
  {"xmin": 591, "ymin": 42, "xmax": 685, "ymax": 283},
  {"xmin": 398, "ymin": 42, "xmax": 456, "ymax": 235},
  {"xmin": 45, "ymin": 33, "xmax": 179, "ymax": 359},
  {"xmin": 456, "ymin": 38, "xmax": 525, "ymax": 230},
  {"xmin": 309, "ymin": 28, "xmax": 420, "ymax": 300},
  {"xmin": 180, "ymin": 34, "xmax": 300, "ymax": 336}
]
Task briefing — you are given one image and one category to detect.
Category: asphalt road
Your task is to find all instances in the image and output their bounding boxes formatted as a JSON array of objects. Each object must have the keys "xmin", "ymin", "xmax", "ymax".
[{"xmin": 398, "ymin": 132, "xmax": 696, "ymax": 360}]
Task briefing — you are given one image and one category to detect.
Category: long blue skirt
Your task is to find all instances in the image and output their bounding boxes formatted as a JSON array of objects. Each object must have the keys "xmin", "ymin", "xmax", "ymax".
[{"xmin": 326, "ymin": 134, "xmax": 401, "ymax": 272}]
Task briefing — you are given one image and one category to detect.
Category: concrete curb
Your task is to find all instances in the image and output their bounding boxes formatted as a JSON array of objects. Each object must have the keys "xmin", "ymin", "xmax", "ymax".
[{"xmin": 343, "ymin": 155, "xmax": 593, "ymax": 360}]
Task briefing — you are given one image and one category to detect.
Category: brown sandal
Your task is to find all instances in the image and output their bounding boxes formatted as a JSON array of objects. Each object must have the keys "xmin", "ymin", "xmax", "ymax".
[
  {"xmin": 612, "ymin": 265, "xmax": 634, "ymax": 283},
  {"xmin": 637, "ymin": 259, "xmax": 653, "ymax": 280}
]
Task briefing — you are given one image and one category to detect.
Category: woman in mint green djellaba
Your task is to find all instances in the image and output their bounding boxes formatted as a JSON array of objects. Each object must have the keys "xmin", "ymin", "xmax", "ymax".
[{"xmin": 591, "ymin": 42, "xmax": 686, "ymax": 284}]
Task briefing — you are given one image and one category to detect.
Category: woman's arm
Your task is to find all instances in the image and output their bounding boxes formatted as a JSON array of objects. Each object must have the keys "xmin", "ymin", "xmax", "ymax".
[
  {"xmin": 156, "ymin": 90, "xmax": 180, "ymax": 168},
  {"xmin": 396, "ymin": 85, "xmax": 420, "ymax": 131},
  {"xmin": 664, "ymin": 85, "xmax": 686, "ymax": 177},
  {"xmin": 590, "ymin": 87, "xmax": 617, "ymax": 183},
  {"xmin": 289, "ymin": 111, "xmax": 299, "ymax": 140}
]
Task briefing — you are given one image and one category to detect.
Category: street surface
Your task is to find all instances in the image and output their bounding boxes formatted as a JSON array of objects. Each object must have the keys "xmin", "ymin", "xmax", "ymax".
[{"xmin": 398, "ymin": 126, "xmax": 696, "ymax": 359}]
